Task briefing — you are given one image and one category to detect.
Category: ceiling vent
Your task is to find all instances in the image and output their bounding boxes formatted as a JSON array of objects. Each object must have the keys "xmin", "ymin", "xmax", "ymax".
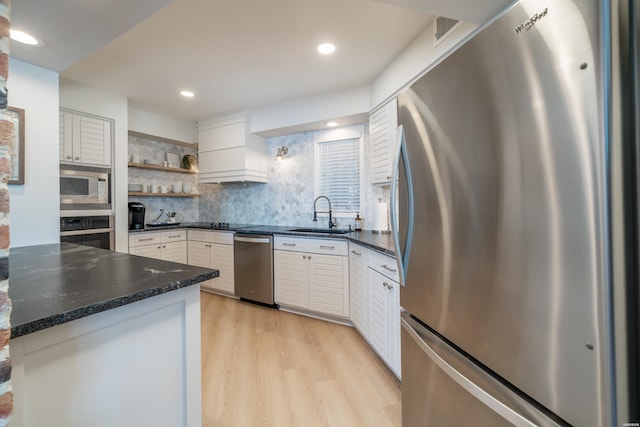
[{"xmin": 434, "ymin": 16, "xmax": 462, "ymax": 46}]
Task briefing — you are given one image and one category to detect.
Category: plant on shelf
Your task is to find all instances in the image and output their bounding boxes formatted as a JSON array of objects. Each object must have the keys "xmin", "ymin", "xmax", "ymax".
[{"xmin": 181, "ymin": 154, "xmax": 197, "ymax": 171}]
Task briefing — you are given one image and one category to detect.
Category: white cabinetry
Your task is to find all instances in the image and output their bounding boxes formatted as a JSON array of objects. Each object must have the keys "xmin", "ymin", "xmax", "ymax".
[
  {"xmin": 129, "ymin": 230, "xmax": 187, "ymax": 263},
  {"xmin": 60, "ymin": 109, "xmax": 112, "ymax": 167},
  {"xmin": 198, "ymin": 112, "xmax": 268, "ymax": 183},
  {"xmin": 349, "ymin": 243, "xmax": 369, "ymax": 337},
  {"xmin": 274, "ymin": 236, "xmax": 349, "ymax": 319},
  {"xmin": 369, "ymin": 98, "xmax": 397, "ymax": 185},
  {"xmin": 367, "ymin": 250, "xmax": 401, "ymax": 378},
  {"xmin": 187, "ymin": 230, "xmax": 235, "ymax": 295},
  {"xmin": 348, "ymin": 242, "xmax": 401, "ymax": 379}
]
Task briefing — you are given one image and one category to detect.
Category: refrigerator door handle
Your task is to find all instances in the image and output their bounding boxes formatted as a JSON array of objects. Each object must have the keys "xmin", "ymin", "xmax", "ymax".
[
  {"xmin": 401, "ymin": 315, "xmax": 558, "ymax": 427},
  {"xmin": 390, "ymin": 124, "xmax": 414, "ymax": 286}
]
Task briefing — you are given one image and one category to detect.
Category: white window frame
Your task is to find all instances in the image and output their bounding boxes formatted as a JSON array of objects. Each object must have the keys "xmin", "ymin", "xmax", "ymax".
[{"xmin": 314, "ymin": 125, "xmax": 365, "ymax": 220}]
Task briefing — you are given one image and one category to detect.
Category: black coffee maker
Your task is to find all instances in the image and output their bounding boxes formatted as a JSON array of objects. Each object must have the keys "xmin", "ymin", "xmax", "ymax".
[{"xmin": 128, "ymin": 202, "xmax": 146, "ymax": 230}]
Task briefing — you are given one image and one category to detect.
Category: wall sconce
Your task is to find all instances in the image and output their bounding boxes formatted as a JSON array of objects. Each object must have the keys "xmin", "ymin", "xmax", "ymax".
[{"xmin": 275, "ymin": 146, "xmax": 288, "ymax": 160}]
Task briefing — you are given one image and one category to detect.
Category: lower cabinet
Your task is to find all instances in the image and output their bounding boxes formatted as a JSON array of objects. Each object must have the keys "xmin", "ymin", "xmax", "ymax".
[
  {"xmin": 350, "ymin": 242, "xmax": 401, "ymax": 379},
  {"xmin": 129, "ymin": 230, "xmax": 187, "ymax": 263},
  {"xmin": 274, "ymin": 236, "xmax": 349, "ymax": 319},
  {"xmin": 187, "ymin": 230, "xmax": 235, "ymax": 295},
  {"xmin": 349, "ymin": 243, "xmax": 369, "ymax": 337}
]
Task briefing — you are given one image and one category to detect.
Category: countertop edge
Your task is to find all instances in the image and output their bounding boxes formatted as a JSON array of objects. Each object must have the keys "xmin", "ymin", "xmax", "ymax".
[
  {"xmin": 130, "ymin": 224, "xmax": 396, "ymax": 256},
  {"xmin": 10, "ymin": 268, "xmax": 218, "ymax": 339}
]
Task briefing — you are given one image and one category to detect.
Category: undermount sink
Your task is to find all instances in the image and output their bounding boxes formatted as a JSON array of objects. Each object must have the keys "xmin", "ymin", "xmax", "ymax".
[{"xmin": 289, "ymin": 228, "xmax": 352, "ymax": 234}]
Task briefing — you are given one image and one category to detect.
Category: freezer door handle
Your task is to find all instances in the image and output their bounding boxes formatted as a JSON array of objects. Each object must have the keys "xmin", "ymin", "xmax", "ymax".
[{"xmin": 401, "ymin": 315, "xmax": 558, "ymax": 427}]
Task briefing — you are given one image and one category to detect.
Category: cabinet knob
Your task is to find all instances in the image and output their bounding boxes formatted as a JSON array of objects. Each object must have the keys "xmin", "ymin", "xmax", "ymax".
[
  {"xmin": 383, "ymin": 281, "xmax": 390, "ymax": 289},
  {"xmin": 386, "ymin": 176, "xmax": 391, "ymax": 180},
  {"xmin": 75, "ymin": 156, "xmax": 80, "ymax": 160},
  {"xmin": 303, "ymin": 255, "xmax": 307, "ymax": 259},
  {"xmin": 308, "ymin": 256, "xmax": 312, "ymax": 260},
  {"xmin": 66, "ymin": 155, "xmax": 72, "ymax": 159}
]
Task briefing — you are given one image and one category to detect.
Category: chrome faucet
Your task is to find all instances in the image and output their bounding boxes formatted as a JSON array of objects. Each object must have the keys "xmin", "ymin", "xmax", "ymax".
[{"xmin": 313, "ymin": 195, "xmax": 335, "ymax": 229}]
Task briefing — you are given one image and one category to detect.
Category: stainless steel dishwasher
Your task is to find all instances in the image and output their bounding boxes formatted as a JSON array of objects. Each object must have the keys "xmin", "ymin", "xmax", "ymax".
[{"xmin": 233, "ymin": 233, "xmax": 275, "ymax": 306}]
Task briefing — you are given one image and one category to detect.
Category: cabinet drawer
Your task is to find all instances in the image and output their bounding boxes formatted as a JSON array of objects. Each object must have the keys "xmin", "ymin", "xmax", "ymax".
[
  {"xmin": 187, "ymin": 229, "xmax": 213, "ymax": 243},
  {"xmin": 306, "ymin": 238, "xmax": 348, "ymax": 256},
  {"xmin": 161, "ymin": 229, "xmax": 186, "ymax": 243},
  {"xmin": 211, "ymin": 231, "xmax": 234, "ymax": 245},
  {"xmin": 369, "ymin": 251, "xmax": 399, "ymax": 282},
  {"xmin": 274, "ymin": 236, "xmax": 308, "ymax": 252},
  {"xmin": 129, "ymin": 232, "xmax": 161, "ymax": 248}
]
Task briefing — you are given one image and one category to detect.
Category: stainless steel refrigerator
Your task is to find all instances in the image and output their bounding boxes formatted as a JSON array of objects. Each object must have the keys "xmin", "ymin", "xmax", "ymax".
[{"xmin": 391, "ymin": 0, "xmax": 638, "ymax": 425}]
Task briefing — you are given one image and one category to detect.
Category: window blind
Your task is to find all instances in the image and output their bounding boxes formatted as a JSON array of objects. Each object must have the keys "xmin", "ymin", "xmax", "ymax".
[{"xmin": 318, "ymin": 138, "xmax": 360, "ymax": 212}]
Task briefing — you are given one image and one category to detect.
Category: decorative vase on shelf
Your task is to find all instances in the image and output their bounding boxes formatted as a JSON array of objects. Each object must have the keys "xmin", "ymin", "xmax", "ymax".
[{"xmin": 181, "ymin": 154, "xmax": 197, "ymax": 171}]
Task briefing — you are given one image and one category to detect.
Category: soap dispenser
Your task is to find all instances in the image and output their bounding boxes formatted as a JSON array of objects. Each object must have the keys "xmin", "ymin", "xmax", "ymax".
[{"xmin": 354, "ymin": 212, "xmax": 363, "ymax": 231}]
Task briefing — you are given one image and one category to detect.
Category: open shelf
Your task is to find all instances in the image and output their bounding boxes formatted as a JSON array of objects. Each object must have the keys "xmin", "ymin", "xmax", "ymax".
[
  {"xmin": 128, "ymin": 162, "xmax": 198, "ymax": 174},
  {"xmin": 128, "ymin": 192, "xmax": 201, "ymax": 198}
]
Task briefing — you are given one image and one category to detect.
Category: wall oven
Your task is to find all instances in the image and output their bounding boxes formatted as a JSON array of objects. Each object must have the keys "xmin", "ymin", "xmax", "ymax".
[
  {"xmin": 60, "ymin": 215, "xmax": 114, "ymax": 251},
  {"xmin": 60, "ymin": 164, "xmax": 111, "ymax": 210}
]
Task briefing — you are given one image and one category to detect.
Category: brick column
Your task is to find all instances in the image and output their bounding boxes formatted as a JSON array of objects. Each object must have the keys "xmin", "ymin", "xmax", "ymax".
[{"xmin": 0, "ymin": 1, "xmax": 12, "ymax": 425}]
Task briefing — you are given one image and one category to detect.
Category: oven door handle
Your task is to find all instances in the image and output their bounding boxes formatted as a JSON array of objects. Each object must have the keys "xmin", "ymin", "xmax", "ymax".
[{"xmin": 60, "ymin": 228, "xmax": 115, "ymax": 237}]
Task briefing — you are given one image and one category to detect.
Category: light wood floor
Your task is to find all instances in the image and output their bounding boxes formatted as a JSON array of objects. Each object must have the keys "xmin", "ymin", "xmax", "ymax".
[{"xmin": 201, "ymin": 291, "xmax": 402, "ymax": 427}]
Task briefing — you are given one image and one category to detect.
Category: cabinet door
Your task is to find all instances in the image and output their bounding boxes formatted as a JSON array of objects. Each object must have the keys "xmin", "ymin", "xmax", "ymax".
[
  {"xmin": 274, "ymin": 250, "xmax": 308, "ymax": 309},
  {"xmin": 162, "ymin": 241, "xmax": 187, "ymax": 264},
  {"xmin": 208, "ymin": 243, "xmax": 234, "ymax": 294},
  {"xmin": 369, "ymin": 98, "xmax": 398, "ymax": 185},
  {"xmin": 369, "ymin": 269, "xmax": 389, "ymax": 360},
  {"xmin": 389, "ymin": 280, "xmax": 401, "ymax": 379},
  {"xmin": 308, "ymin": 253, "xmax": 348, "ymax": 317},
  {"xmin": 59, "ymin": 111, "xmax": 73, "ymax": 162},
  {"xmin": 75, "ymin": 115, "xmax": 112, "ymax": 166},
  {"xmin": 187, "ymin": 240, "xmax": 211, "ymax": 268},
  {"xmin": 130, "ymin": 244, "xmax": 162, "ymax": 259},
  {"xmin": 349, "ymin": 245, "xmax": 369, "ymax": 337}
]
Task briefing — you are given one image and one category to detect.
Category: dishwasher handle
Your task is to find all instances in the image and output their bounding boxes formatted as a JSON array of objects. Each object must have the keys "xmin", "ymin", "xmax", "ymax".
[{"xmin": 234, "ymin": 235, "xmax": 272, "ymax": 244}]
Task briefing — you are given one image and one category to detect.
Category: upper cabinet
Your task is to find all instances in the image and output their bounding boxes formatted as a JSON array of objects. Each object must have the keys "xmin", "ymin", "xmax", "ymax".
[
  {"xmin": 369, "ymin": 98, "xmax": 398, "ymax": 186},
  {"xmin": 60, "ymin": 109, "xmax": 112, "ymax": 167},
  {"xmin": 197, "ymin": 112, "xmax": 268, "ymax": 183}
]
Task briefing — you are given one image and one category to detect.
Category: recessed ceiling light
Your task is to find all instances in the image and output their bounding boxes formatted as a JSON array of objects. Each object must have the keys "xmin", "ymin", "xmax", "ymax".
[
  {"xmin": 326, "ymin": 121, "xmax": 338, "ymax": 127},
  {"xmin": 317, "ymin": 43, "xmax": 336, "ymax": 55},
  {"xmin": 180, "ymin": 90, "xmax": 194, "ymax": 98},
  {"xmin": 10, "ymin": 29, "xmax": 42, "ymax": 46}
]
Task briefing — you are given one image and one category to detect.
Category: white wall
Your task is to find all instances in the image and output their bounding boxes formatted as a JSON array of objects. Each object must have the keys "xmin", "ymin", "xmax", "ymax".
[
  {"xmin": 128, "ymin": 108, "xmax": 197, "ymax": 144},
  {"xmin": 59, "ymin": 79, "xmax": 129, "ymax": 252},
  {"xmin": 370, "ymin": 19, "xmax": 478, "ymax": 110},
  {"xmin": 8, "ymin": 59, "xmax": 60, "ymax": 247}
]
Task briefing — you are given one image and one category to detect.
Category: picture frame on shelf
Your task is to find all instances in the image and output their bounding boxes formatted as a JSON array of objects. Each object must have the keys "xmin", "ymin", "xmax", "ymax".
[
  {"xmin": 6, "ymin": 106, "xmax": 25, "ymax": 185},
  {"xmin": 166, "ymin": 152, "xmax": 180, "ymax": 168}
]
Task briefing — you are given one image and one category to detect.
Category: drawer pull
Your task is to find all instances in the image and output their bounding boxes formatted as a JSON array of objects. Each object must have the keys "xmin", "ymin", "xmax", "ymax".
[
  {"xmin": 382, "ymin": 264, "xmax": 397, "ymax": 273},
  {"xmin": 351, "ymin": 250, "xmax": 362, "ymax": 256},
  {"xmin": 282, "ymin": 242, "xmax": 296, "ymax": 247},
  {"xmin": 167, "ymin": 234, "xmax": 182, "ymax": 239},
  {"xmin": 319, "ymin": 245, "xmax": 335, "ymax": 249},
  {"xmin": 139, "ymin": 238, "xmax": 154, "ymax": 242}
]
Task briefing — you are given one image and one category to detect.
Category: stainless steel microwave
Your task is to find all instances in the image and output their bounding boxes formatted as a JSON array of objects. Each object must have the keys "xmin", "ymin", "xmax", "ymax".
[{"xmin": 60, "ymin": 166, "xmax": 111, "ymax": 210}]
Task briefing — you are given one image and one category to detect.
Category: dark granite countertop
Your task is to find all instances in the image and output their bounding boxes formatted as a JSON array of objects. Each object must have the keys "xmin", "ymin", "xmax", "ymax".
[
  {"xmin": 9, "ymin": 243, "xmax": 219, "ymax": 338},
  {"xmin": 129, "ymin": 222, "xmax": 396, "ymax": 256}
]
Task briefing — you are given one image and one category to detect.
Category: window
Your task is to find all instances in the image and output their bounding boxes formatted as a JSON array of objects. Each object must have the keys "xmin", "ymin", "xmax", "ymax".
[{"xmin": 314, "ymin": 126, "xmax": 364, "ymax": 217}]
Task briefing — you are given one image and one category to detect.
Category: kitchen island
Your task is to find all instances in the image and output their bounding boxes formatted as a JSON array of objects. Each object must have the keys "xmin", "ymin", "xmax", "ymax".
[{"xmin": 8, "ymin": 243, "xmax": 218, "ymax": 427}]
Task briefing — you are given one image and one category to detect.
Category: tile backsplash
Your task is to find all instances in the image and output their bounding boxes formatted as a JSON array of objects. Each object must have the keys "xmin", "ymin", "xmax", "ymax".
[{"xmin": 128, "ymin": 124, "xmax": 389, "ymax": 228}]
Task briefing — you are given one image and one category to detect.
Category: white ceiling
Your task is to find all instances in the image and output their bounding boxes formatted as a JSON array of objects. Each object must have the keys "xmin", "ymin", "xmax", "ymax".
[{"xmin": 9, "ymin": 0, "xmax": 512, "ymax": 123}]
